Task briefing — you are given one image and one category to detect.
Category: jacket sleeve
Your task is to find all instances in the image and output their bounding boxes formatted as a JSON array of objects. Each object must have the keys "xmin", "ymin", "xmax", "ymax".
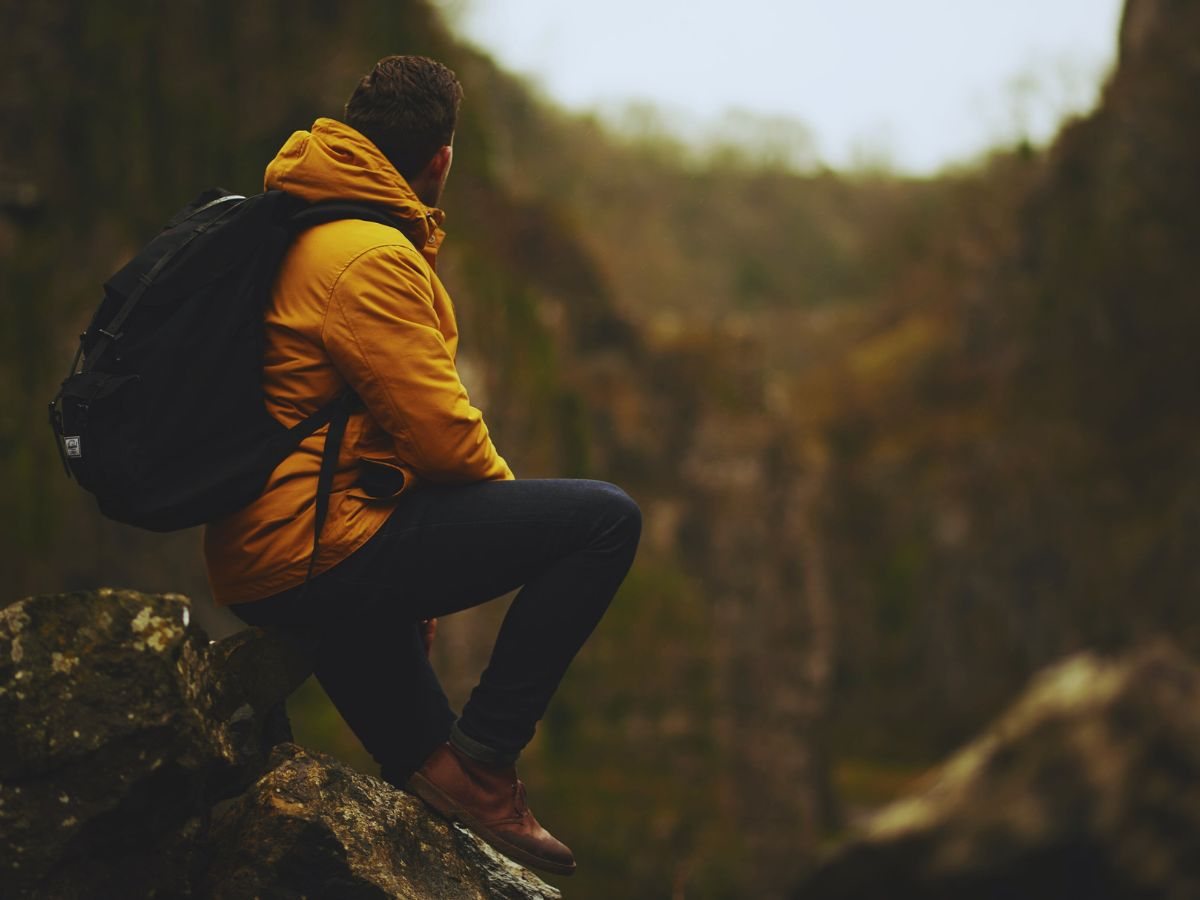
[{"xmin": 321, "ymin": 243, "xmax": 514, "ymax": 484}]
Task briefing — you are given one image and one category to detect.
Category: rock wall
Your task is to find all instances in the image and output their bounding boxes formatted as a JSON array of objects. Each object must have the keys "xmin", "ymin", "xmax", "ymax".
[{"xmin": 0, "ymin": 589, "xmax": 560, "ymax": 899}]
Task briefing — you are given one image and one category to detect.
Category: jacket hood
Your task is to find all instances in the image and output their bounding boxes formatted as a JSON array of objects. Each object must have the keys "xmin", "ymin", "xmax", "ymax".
[{"xmin": 264, "ymin": 117, "xmax": 445, "ymax": 247}]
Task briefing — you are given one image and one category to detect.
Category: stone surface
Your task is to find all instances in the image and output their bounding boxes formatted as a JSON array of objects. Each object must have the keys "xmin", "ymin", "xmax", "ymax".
[
  {"xmin": 0, "ymin": 588, "xmax": 208, "ymax": 897},
  {"xmin": 0, "ymin": 589, "xmax": 558, "ymax": 899},
  {"xmin": 182, "ymin": 619, "xmax": 315, "ymax": 791},
  {"xmin": 797, "ymin": 643, "xmax": 1200, "ymax": 899},
  {"xmin": 205, "ymin": 743, "xmax": 562, "ymax": 900}
]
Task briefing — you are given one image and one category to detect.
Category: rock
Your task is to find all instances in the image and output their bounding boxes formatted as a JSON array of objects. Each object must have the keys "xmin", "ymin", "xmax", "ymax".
[
  {"xmin": 182, "ymin": 619, "xmax": 316, "ymax": 790},
  {"xmin": 0, "ymin": 589, "xmax": 558, "ymax": 899},
  {"xmin": 0, "ymin": 588, "xmax": 209, "ymax": 897},
  {"xmin": 797, "ymin": 642, "xmax": 1200, "ymax": 899},
  {"xmin": 204, "ymin": 743, "xmax": 561, "ymax": 900}
]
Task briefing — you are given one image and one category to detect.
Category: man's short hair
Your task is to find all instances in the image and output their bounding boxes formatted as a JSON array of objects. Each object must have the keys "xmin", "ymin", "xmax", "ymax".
[{"xmin": 344, "ymin": 55, "xmax": 463, "ymax": 181}]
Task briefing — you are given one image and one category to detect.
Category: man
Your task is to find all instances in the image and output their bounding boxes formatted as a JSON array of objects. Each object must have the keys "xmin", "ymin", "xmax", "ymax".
[{"xmin": 204, "ymin": 55, "xmax": 641, "ymax": 877}]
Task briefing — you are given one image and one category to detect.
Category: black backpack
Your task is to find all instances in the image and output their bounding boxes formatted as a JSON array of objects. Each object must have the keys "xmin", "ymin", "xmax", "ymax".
[{"xmin": 49, "ymin": 188, "xmax": 400, "ymax": 554}]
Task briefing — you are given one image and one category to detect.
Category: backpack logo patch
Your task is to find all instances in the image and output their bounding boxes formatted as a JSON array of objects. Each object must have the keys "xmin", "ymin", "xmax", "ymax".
[{"xmin": 64, "ymin": 436, "xmax": 82, "ymax": 459}]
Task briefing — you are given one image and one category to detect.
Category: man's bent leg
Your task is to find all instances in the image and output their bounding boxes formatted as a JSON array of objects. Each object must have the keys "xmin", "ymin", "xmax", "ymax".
[
  {"xmin": 233, "ymin": 478, "xmax": 639, "ymax": 874},
  {"xmin": 453, "ymin": 481, "xmax": 642, "ymax": 761},
  {"xmin": 229, "ymin": 581, "xmax": 456, "ymax": 781},
  {"xmin": 346, "ymin": 478, "xmax": 641, "ymax": 763},
  {"xmin": 386, "ymin": 478, "xmax": 639, "ymax": 875}
]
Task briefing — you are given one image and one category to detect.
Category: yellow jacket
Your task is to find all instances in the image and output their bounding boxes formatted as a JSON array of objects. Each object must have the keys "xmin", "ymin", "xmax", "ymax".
[{"xmin": 205, "ymin": 118, "xmax": 512, "ymax": 606}]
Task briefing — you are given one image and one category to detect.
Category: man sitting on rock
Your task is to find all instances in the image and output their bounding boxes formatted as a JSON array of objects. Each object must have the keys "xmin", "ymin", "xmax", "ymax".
[{"xmin": 203, "ymin": 54, "xmax": 641, "ymax": 877}]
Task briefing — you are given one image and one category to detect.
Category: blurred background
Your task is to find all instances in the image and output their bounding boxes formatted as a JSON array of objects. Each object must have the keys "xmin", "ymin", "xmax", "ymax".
[{"xmin": 4, "ymin": 0, "xmax": 1199, "ymax": 896}]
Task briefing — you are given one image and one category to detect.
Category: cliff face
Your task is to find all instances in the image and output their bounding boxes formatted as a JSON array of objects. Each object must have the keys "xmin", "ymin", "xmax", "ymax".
[
  {"xmin": 767, "ymin": 0, "xmax": 1200, "ymax": 761},
  {"xmin": 0, "ymin": 590, "xmax": 560, "ymax": 899}
]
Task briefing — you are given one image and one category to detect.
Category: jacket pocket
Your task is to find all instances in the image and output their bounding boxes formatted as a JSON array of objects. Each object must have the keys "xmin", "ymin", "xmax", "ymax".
[{"xmin": 349, "ymin": 457, "xmax": 412, "ymax": 501}]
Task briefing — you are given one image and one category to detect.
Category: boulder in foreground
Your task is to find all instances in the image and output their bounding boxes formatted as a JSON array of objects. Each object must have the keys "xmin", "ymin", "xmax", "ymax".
[
  {"xmin": 0, "ymin": 589, "xmax": 560, "ymax": 899},
  {"xmin": 205, "ymin": 742, "xmax": 561, "ymax": 899},
  {"xmin": 798, "ymin": 642, "xmax": 1200, "ymax": 899}
]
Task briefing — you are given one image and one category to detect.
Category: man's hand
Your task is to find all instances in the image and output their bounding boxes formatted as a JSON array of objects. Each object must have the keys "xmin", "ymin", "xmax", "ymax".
[{"xmin": 420, "ymin": 618, "xmax": 438, "ymax": 656}]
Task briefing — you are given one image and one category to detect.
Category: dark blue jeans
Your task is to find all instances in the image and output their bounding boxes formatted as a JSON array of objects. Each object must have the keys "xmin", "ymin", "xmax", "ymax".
[{"xmin": 230, "ymin": 478, "xmax": 641, "ymax": 781}]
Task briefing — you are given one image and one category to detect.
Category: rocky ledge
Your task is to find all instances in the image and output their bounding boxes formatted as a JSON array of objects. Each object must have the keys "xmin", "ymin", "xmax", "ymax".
[{"xmin": 0, "ymin": 589, "xmax": 560, "ymax": 899}]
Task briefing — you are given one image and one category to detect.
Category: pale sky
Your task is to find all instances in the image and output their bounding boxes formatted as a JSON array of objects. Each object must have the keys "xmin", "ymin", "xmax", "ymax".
[{"xmin": 436, "ymin": 0, "xmax": 1126, "ymax": 173}]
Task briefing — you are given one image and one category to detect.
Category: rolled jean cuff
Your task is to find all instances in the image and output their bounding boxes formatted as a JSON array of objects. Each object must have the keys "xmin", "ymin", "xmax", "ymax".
[{"xmin": 450, "ymin": 719, "xmax": 519, "ymax": 767}]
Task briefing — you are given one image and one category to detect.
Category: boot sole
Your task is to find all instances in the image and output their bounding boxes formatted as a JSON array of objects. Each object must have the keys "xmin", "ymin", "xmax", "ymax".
[{"xmin": 407, "ymin": 772, "xmax": 577, "ymax": 877}]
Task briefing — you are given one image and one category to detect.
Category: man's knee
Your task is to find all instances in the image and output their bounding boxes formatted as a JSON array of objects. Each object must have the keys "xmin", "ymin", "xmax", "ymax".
[{"xmin": 587, "ymin": 480, "xmax": 642, "ymax": 548}]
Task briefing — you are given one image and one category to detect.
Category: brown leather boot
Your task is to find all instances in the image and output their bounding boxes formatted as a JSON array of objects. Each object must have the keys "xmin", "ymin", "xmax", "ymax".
[{"xmin": 406, "ymin": 742, "xmax": 576, "ymax": 876}]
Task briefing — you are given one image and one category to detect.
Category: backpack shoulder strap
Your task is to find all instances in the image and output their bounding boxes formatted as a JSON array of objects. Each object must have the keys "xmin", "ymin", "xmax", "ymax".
[
  {"xmin": 289, "ymin": 201, "xmax": 404, "ymax": 233},
  {"xmin": 270, "ymin": 199, "xmax": 410, "ymax": 590},
  {"xmin": 300, "ymin": 390, "xmax": 360, "ymax": 588},
  {"xmin": 289, "ymin": 201, "xmax": 422, "ymax": 252},
  {"xmin": 284, "ymin": 201, "xmax": 405, "ymax": 590}
]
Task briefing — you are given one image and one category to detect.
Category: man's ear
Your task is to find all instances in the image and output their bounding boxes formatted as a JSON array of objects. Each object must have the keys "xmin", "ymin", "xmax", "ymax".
[
  {"xmin": 427, "ymin": 144, "xmax": 453, "ymax": 183},
  {"xmin": 410, "ymin": 144, "xmax": 455, "ymax": 207}
]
